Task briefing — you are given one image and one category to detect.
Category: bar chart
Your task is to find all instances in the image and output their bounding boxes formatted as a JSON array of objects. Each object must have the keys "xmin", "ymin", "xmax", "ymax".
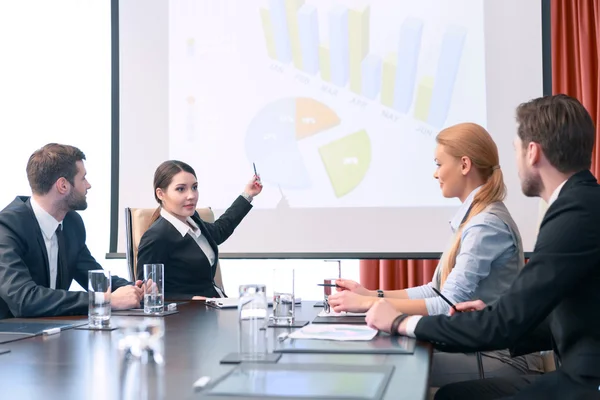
[
  {"xmin": 259, "ymin": 1, "xmax": 468, "ymax": 129},
  {"xmin": 168, "ymin": 0, "xmax": 486, "ymax": 209}
]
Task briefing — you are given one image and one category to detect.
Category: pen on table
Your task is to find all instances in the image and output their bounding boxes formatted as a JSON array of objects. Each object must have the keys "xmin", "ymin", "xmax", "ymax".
[
  {"xmin": 204, "ymin": 301, "xmax": 221, "ymax": 309},
  {"xmin": 277, "ymin": 332, "xmax": 289, "ymax": 341},
  {"xmin": 431, "ymin": 287, "xmax": 460, "ymax": 313}
]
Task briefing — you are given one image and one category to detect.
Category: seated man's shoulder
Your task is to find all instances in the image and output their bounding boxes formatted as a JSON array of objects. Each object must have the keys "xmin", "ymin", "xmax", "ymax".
[
  {"xmin": 64, "ymin": 210, "xmax": 85, "ymax": 227},
  {"xmin": 554, "ymin": 184, "xmax": 600, "ymax": 217},
  {"xmin": 0, "ymin": 196, "xmax": 34, "ymax": 229}
]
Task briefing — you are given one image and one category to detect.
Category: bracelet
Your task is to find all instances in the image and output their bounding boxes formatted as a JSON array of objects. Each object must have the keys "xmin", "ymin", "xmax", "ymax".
[{"xmin": 390, "ymin": 314, "xmax": 410, "ymax": 336}]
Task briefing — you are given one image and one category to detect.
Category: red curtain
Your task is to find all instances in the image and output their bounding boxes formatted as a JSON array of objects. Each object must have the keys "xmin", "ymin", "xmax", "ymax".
[
  {"xmin": 552, "ymin": 0, "xmax": 600, "ymax": 178},
  {"xmin": 359, "ymin": 259, "xmax": 438, "ymax": 290},
  {"xmin": 360, "ymin": 0, "xmax": 600, "ymax": 289}
]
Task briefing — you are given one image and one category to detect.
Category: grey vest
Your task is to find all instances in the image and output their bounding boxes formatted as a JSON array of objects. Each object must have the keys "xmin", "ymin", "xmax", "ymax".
[{"xmin": 431, "ymin": 201, "xmax": 524, "ymax": 306}]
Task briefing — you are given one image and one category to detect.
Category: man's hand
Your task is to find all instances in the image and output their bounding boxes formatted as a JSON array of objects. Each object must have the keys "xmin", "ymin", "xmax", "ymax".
[
  {"xmin": 334, "ymin": 279, "xmax": 372, "ymax": 296},
  {"xmin": 449, "ymin": 299, "xmax": 487, "ymax": 316},
  {"xmin": 365, "ymin": 299, "xmax": 401, "ymax": 333},
  {"xmin": 111, "ymin": 285, "xmax": 143, "ymax": 310},
  {"xmin": 327, "ymin": 290, "xmax": 375, "ymax": 313}
]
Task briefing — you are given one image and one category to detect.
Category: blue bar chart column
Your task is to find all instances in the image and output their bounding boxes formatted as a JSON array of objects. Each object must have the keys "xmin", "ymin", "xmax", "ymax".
[
  {"xmin": 268, "ymin": 0, "xmax": 292, "ymax": 63},
  {"xmin": 393, "ymin": 18, "xmax": 423, "ymax": 113},
  {"xmin": 361, "ymin": 54, "xmax": 382, "ymax": 100},
  {"xmin": 298, "ymin": 4, "xmax": 319, "ymax": 75},
  {"xmin": 428, "ymin": 25, "xmax": 467, "ymax": 128},
  {"xmin": 329, "ymin": 5, "xmax": 349, "ymax": 87}
]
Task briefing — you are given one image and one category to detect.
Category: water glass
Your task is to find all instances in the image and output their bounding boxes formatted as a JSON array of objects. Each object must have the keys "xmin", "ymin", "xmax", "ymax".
[
  {"xmin": 88, "ymin": 270, "xmax": 111, "ymax": 328},
  {"xmin": 323, "ymin": 278, "xmax": 338, "ymax": 313},
  {"xmin": 272, "ymin": 267, "xmax": 295, "ymax": 325},
  {"xmin": 238, "ymin": 284, "xmax": 268, "ymax": 359},
  {"xmin": 118, "ymin": 318, "xmax": 165, "ymax": 365},
  {"xmin": 143, "ymin": 264, "xmax": 164, "ymax": 315}
]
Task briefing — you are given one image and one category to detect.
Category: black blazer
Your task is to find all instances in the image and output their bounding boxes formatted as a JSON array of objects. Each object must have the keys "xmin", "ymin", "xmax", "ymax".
[
  {"xmin": 0, "ymin": 196, "xmax": 131, "ymax": 319},
  {"xmin": 413, "ymin": 170, "xmax": 600, "ymax": 388},
  {"xmin": 136, "ymin": 196, "xmax": 253, "ymax": 299}
]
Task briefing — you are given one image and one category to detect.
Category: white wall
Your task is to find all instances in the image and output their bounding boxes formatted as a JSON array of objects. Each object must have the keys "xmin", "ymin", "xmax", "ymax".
[
  {"xmin": 0, "ymin": 1, "xmax": 130, "ymax": 287},
  {"xmin": 0, "ymin": 0, "xmax": 359, "ymax": 298}
]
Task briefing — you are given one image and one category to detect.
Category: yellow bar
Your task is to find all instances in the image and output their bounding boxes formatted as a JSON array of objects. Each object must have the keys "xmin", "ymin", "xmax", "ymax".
[
  {"xmin": 381, "ymin": 52, "xmax": 397, "ymax": 107},
  {"xmin": 260, "ymin": 7, "xmax": 277, "ymax": 60},
  {"xmin": 348, "ymin": 6, "xmax": 370, "ymax": 94},
  {"xmin": 285, "ymin": 0, "xmax": 305, "ymax": 69},
  {"xmin": 414, "ymin": 76, "xmax": 435, "ymax": 122},
  {"xmin": 319, "ymin": 44, "xmax": 331, "ymax": 82}
]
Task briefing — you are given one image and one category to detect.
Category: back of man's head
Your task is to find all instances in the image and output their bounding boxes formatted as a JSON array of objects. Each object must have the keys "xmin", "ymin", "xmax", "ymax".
[
  {"xmin": 26, "ymin": 143, "xmax": 86, "ymax": 195},
  {"xmin": 516, "ymin": 94, "xmax": 596, "ymax": 174}
]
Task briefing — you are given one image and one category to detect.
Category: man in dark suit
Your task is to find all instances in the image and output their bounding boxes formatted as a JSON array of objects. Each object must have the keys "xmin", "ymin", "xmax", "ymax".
[
  {"xmin": 366, "ymin": 94, "xmax": 600, "ymax": 399},
  {"xmin": 0, "ymin": 143, "xmax": 143, "ymax": 319}
]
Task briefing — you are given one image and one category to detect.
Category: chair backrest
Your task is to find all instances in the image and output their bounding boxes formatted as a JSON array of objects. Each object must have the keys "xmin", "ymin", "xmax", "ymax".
[{"xmin": 125, "ymin": 207, "xmax": 223, "ymax": 289}]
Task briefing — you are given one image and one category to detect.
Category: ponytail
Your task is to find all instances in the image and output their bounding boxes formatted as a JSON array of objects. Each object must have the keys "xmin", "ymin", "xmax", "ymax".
[
  {"xmin": 440, "ymin": 167, "xmax": 506, "ymax": 287},
  {"xmin": 147, "ymin": 206, "xmax": 161, "ymax": 232}
]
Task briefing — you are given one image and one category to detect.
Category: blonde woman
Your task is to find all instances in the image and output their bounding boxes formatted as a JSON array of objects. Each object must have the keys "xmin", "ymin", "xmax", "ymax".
[{"xmin": 327, "ymin": 123, "xmax": 543, "ymax": 385}]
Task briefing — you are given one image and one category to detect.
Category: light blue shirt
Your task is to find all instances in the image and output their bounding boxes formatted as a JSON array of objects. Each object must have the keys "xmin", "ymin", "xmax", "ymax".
[{"xmin": 405, "ymin": 187, "xmax": 521, "ymax": 315}]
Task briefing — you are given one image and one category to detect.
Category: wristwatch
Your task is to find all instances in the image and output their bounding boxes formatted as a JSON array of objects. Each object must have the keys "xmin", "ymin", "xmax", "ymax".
[
  {"xmin": 377, "ymin": 290, "xmax": 384, "ymax": 298},
  {"xmin": 391, "ymin": 314, "xmax": 410, "ymax": 336},
  {"xmin": 241, "ymin": 191, "xmax": 253, "ymax": 203}
]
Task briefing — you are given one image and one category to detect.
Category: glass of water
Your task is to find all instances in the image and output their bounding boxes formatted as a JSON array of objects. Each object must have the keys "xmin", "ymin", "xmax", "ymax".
[
  {"xmin": 323, "ymin": 278, "xmax": 338, "ymax": 313},
  {"xmin": 272, "ymin": 266, "xmax": 295, "ymax": 325},
  {"xmin": 118, "ymin": 317, "xmax": 165, "ymax": 365},
  {"xmin": 143, "ymin": 264, "xmax": 164, "ymax": 315},
  {"xmin": 88, "ymin": 270, "xmax": 111, "ymax": 328},
  {"xmin": 238, "ymin": 284, "xmax": 268, "ymax": 359}
]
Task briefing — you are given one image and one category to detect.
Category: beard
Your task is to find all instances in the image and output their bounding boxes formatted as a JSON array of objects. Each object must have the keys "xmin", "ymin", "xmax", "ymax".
[
  {"xmin": 520, "ymin": 171, "xmax": 543, "ymax": 198},
  {"xmin": 65, "ymin": 189, "xmax": 88, "ymax": 211}
]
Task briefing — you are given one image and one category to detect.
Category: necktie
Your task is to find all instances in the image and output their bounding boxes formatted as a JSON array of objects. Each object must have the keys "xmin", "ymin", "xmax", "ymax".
[{"xmin": 55, "ymin": 224, "xmax": 68, "ymax": 289}]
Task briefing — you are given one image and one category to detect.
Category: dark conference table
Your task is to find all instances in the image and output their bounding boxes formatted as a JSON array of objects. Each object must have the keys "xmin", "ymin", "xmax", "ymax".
[{"xmin": 0, "ymin": 301, "xmax": 432, "ymax": 399}]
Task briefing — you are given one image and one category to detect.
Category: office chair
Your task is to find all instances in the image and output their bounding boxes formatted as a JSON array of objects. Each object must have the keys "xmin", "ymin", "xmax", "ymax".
[{"xmin": 124, "ymin": 206, "xmax": 224, "ymax": 288}]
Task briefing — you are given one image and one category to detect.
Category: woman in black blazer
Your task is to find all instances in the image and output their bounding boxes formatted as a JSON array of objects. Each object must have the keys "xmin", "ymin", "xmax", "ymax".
[{"xmin": 136, "ymin": 160, "xmax": 262, "ymax": 299}]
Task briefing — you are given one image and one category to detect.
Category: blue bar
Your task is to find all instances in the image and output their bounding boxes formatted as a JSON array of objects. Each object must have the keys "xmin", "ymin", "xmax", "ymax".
[
  {"xmin": 329, "ymin": 5, "xmax": 349, "ymax": 87},
  {"xmin": 428, "ymin": 25, "xmax": 467, "ymax": 128},
  {"xmin": 361, "ymin": 54, "xmax": 382, "ymax": 99},
  {"xmin": 269, "ymin": 0, "xmax": 292, "ymax": 63},
  {"xmin": 298, "ymin": 4, "xmax": 319, "ymax": 75},
  {"xmin": 393, "ymin": 18, "xmax": 423, "ymax": 113}
]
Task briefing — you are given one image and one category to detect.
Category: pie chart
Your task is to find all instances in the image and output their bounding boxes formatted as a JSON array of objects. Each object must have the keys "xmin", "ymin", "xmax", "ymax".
[{"xmin": 245, "ymin": 97, "xmax": 371, "ymax": 197}]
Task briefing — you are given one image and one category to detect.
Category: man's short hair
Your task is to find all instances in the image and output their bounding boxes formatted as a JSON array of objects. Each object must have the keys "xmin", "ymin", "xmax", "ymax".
[
  {"xmin": 516, "ymin": 94, "xmax": 595, "ymax": 173},
  {"xmin": 26, "ymin": 144, "xmax": 86, "ymax": 195}
]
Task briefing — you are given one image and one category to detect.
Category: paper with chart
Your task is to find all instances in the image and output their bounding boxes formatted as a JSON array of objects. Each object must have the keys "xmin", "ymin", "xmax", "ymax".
[{"xmin": 288, "ymin": 324, "xmax": 377, "ymax": 341}]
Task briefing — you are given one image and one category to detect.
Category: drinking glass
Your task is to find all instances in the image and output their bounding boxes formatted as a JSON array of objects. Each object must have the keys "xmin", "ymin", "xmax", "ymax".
[
  {"xmin": 272, "ymin": 267, "xmax": 295, "ymax": 325},
  {"xmin": 143, "ymin": 264, "xmax": 164, "ymax": 315},
  {"xmin": 88, "ymin": 270, "xmax": 111, "ymax": 328},
  {"xmin": 238, "ymin": 284, "xmax": 268, "ymax": 360}
]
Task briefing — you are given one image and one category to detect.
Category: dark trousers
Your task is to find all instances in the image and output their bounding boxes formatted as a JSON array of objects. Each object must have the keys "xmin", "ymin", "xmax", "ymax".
[{"xmin": 434, "ymin": 369, "xmax": 600, "ymax": 400}]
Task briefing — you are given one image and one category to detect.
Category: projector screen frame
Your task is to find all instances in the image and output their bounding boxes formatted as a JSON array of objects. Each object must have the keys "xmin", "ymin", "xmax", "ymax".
[{"xmin": 107, "ymin": 0, "xmax": 552, "ymax": 260}]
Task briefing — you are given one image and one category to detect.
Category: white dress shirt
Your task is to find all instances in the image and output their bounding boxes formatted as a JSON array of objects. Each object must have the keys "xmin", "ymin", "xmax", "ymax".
[
  {"xmin": 548, "ymin": 180, "xmax": 567, "ymax": 206},
  {"xmin": 30, "ymin": 197, "xmax": 62, "ymax": 289},
  {"xmin": 160, "ymin": 208, "xmax": 225, "ymax": 297}
]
